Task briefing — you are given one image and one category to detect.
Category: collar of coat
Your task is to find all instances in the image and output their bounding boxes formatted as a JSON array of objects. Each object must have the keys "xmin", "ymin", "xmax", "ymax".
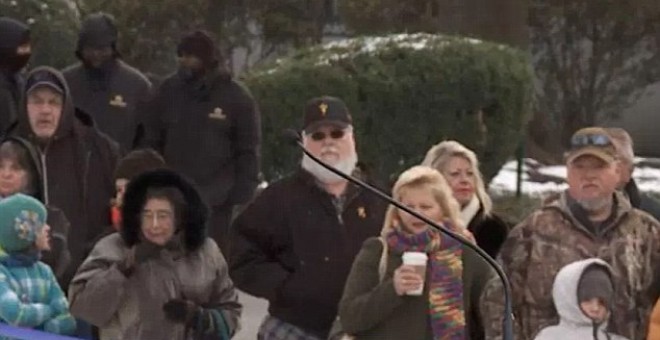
[{"xmin": 543, "ymin": 191, "xmax": 632, "ymax": 238}]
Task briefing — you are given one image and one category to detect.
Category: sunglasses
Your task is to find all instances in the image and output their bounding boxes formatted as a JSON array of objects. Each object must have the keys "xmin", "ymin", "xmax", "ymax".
[
  {"xmin": 570, "ymin": 134, "xmax": 611, "ymax": 149},
  {"xmin": 307, "ymin": 129, "xmax": 347, "ymax": 141}
]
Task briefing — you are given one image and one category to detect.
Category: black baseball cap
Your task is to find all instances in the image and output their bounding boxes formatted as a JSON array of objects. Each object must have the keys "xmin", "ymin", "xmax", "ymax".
[
  {"xmin": 303, "ymin": 96, "xmax": 353, "ymax": 132},
  {"xmin": 25, "ymin": 69, "xmax": 65, "ymax": 95}
]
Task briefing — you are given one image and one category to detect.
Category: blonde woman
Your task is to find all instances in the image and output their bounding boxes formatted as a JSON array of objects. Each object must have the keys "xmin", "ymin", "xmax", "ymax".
[
  {"xmin": 422, "ymin": 140, "xmax": 509, "ymax": 258},
  {"xmin": 338, "ymin": 166, "xmax": 492, "ymax": 339}
]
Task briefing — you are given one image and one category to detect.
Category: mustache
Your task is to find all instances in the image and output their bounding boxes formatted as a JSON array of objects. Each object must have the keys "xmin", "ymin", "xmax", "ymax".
[{"xmin": 320, "ymin": 146, "xmax": 339, "ymax": 154}]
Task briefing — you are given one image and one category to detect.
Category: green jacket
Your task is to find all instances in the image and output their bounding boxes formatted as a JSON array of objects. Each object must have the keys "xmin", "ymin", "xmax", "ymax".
[{"xmin": 338, "ymin": 236, "xmax": 492, "ymax": 340}]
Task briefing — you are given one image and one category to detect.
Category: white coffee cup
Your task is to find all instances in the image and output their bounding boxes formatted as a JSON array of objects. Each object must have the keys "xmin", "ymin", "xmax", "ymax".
[{"xmin": 402, "ymin": 252, "xmax": 428, "ymax": 296}]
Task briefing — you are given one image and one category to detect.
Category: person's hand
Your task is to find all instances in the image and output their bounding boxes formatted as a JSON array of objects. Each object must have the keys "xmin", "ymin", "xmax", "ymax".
[
  {"xmin": 163, "ymin": 299, "xmax": 202, "ymax": 324},
  {"xmin": 133, "ymin": 241, "xmax": 162, "ymax": 264},
  {"xmin": 117, "ymin": 241, "xmax": 162, "ymax": 276},
  {"xmin": 462, "ymin": 229, "xmax": 476, "ymax": 244},
  {"xmin": 393, "ymin": 264, "xmax": 423, "ymax": 296}
]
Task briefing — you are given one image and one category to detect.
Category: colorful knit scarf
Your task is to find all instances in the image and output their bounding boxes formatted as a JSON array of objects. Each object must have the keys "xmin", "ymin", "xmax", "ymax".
[{"xmin": 385, "ymin": 224, "xmax": 465, "ymax": 340}]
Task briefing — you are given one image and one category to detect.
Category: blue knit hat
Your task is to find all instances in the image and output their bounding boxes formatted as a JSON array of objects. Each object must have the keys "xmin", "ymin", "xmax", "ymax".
[{"xmin": 0, "ymin": 194, "xmax": 47, "ymax": 253}]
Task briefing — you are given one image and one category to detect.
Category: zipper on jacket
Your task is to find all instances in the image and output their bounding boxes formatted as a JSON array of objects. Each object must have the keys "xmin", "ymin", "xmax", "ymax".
[
  {"xmin": 82, "ymin": 150, "xmax": 91, "ymax": 208},
  {"xmin": 331, "ymin": 195, "xmax": 346, "ymax": 225},
  {"xmin": 338, "ymin": 186, "xmax": 362, "ymax": 226},
  {"xmin": 40, "ymin": 147, "xmax": 49, "ymax": 205}
]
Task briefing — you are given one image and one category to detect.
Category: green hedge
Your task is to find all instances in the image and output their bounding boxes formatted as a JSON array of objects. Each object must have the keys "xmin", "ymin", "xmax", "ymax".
[{"xmin": 244, "ymin": 33, "xmax": 533, "ymax": 182}]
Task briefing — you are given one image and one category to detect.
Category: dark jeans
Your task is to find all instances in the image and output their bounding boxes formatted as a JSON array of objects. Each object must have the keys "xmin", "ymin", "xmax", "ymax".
[
  {"xmin": 74, "ymin": 318, "xmax": 95, "ymax": 339},
  {"xmin": 208, "ymin": 203, "xmax": 234, "ymax": 257}
]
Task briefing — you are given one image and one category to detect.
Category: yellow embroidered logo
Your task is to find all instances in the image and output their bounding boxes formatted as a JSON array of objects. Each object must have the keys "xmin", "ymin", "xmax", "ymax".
[
  {"xmin": 209, "ymin": 107, "xmax": 227, "ymax": 120},
  {"xmin": 357, "ymin": 207, "xmax": 367, "ymax": 218},
  {"xmin": 319, "ymin": 102, "xmax": 328, "ymax": 116},
  {"xmin": 109, "ymin": 95, "xmax": 127, "ymax": 108}
]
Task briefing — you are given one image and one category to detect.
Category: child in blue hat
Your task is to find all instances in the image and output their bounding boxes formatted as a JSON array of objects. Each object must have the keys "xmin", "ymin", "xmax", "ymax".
[{"xmin": 0, "ymin": 194, "xmax": 75, "ymax": 335}]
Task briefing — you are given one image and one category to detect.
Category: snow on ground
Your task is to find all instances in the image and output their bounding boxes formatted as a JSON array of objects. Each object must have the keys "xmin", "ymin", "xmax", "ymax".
[
  {"xmin": 489, "ymin": 166, "xmax": 567, "ymax": 197},
  {"xmin": 489, "ymin": 158, "xmax": 660, "ymax": 197}
]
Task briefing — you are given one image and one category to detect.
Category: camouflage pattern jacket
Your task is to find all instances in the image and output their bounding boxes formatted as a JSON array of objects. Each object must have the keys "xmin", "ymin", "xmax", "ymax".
[{"xmin": 480, "ymin": 191, "xmax": 660, "ymax": 340}]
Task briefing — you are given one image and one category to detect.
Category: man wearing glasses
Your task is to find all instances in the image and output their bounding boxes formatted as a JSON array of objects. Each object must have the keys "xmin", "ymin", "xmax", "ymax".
[
  {"xmin": 229, "ymin": 96, "xmax": 387, "ymax": 340},
  {"xmin": 481, "ymin": 127, "xmax": 660, "ymax": 340}
]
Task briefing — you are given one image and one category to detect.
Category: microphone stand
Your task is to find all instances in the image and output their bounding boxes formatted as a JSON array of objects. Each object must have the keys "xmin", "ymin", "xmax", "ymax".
[{"xmin": 289, "ymin": 131, "xmax": 514, "ymax": 340}]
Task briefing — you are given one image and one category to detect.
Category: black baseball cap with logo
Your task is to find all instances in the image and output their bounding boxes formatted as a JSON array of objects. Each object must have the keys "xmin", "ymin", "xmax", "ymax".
[
  {"xmin": 25, "ymin": 69, "xmax": 65, "ymax": 95},
  {"xmin": 303, "ymin": 96, "xmax": 353, "ymax": 132}
]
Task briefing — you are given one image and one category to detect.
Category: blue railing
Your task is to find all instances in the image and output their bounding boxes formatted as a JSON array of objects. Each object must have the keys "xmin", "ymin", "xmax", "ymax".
[{"xmin": 0, "ymin": 324, "xmax": 81, "ymax": 340}]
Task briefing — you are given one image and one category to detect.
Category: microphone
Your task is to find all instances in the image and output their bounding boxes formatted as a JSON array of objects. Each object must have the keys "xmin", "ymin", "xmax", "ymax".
[
  {"xmin": 284, "ymin": 128, "xmax": 515, "ymax": 340},
  {"xmin": 282, "ymin": 129, "xmax": 303, "ymax": 146}
]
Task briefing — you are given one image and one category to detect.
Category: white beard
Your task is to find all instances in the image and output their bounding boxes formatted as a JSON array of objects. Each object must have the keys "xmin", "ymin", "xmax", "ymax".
[
  {"xmin": 577, "ymin": 196, "xmax": 612, "ymax": 213},
  {"xmin": 301, "ymin": 150, "xmax": 358, "ymax": 184}
]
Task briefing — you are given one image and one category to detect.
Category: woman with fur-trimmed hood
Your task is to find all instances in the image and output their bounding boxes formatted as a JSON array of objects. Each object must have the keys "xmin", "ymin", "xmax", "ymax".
[
  {"xmin": 68, "ymin": 169, "xmax": 241, "ymax": 339},
  {"xmin": 422, "ymin": 140, "xmax": 509, "ymax": 258}
]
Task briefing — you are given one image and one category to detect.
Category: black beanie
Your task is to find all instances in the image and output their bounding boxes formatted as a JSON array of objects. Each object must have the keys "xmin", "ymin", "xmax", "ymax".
[
  {"xmin": 0, "ymin": 17, "xmax": 30, "ymax": 50},
  {"xmin": 113, "ymin": 149, "xmax": 166, "ymax": 181},
  {"xmin": 176, "ymin": 30, "xmax": 219, "ymax": 68},
  {"xmin": 577, "ymin": 264, "xmax": 614, "ymax": 307},
  {"xmin": 76, "ymin": 12, "xmax": 118, "ymax": 56}
]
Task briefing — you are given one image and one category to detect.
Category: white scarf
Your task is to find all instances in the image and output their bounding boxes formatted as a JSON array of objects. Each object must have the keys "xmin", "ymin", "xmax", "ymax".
[{"xmin": 459, "ymin": 195, "xmax": 481, "ymax": 227}]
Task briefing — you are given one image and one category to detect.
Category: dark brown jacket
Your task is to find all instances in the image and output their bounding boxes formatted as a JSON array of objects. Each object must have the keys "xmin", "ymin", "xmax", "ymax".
[
  {"xmin": 467, "ymin": 209, "xmax": 509, "ymax": 259},
  {"xmin": 139, "ymin": 69, "xmax": 260, "ymax": 207},
  {"xmin": 62, "ymin": 59, "xmax": 151, "ymax": 151},
  {"xmin": 10, "ymin": 66, "xmax": 120, "ymax": 288},
  {"xmin": 0, "ymin": 18, "xmax": 29, "ymax": 136},
  {"xmin": 229, "ymin": 170, "xmax": 387, "ymax": 338}
]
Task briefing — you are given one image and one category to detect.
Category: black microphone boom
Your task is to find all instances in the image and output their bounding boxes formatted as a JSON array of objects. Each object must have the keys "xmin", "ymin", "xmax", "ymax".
[
  {"xmin": 285, "ymin": 128, "xmax": 515, "ymax": 340},
  {"xmin": 282, "ymin": 129, "xmax": 303, "ymax": 146}
]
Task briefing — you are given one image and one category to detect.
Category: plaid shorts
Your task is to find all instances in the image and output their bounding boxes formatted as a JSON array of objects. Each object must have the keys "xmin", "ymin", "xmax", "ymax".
[{"xmin": 257, "ymin": 315, "xmax": 322, "ymax": 340}]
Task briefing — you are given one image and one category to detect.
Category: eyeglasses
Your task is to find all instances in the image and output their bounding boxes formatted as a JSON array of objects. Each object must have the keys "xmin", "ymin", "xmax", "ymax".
[
  {"xmin": 141, "ymin": 210, "xmax": 174, "ymax": 224},
  {"xmin": 570, "ymin": 134, "xmax": 611, "ymax": 149},
  {"xmin": 306, "ymin": 128, "xmax": 350, "ymax": 141}
]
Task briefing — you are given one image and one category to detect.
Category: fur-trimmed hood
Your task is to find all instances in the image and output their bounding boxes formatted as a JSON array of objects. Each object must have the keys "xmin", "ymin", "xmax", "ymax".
[{"xmin": 120, "ymin": 169, "xmax": 208, "ymax": 252}]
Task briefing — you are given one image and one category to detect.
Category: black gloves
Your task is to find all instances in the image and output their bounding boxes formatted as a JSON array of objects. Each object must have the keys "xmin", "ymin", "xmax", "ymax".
[
  {"xmin": 133, "ymin": 241, "xmax": 162, "ymax": 264},
  {"xmin": 163, "ymin": 299, "xmax": 203, "ymax": 325}
]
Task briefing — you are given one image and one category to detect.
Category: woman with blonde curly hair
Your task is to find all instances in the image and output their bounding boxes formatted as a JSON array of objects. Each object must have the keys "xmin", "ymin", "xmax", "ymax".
[
  {"xmin": 337, "ymin": 166, "xmax": 492, "ymax": 339},
  {"xmin": 422, "ymin": 140, "xmax": 509, "ymax": 258}
]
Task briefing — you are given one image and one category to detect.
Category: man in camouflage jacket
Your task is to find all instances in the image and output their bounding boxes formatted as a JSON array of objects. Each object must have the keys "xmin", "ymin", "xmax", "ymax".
[{"xmin": 480, "ymin": 127, "xmax": 660, "ymax": 340}]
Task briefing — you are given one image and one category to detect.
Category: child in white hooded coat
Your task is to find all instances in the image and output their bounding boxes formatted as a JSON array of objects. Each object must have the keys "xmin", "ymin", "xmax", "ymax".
[{"xmin": 534, "ymin": 258, "xmax": 628, "ymax": 340}]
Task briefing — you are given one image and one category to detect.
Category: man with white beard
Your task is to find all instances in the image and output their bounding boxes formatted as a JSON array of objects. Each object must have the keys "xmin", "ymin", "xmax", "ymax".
[
  {"xmin": 481, "ymin": 127, "xmax": 660, "ymax": 340},
  {"xmin": 229, "ymin": 96, "xmax": 387, "ymax": 340}
]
